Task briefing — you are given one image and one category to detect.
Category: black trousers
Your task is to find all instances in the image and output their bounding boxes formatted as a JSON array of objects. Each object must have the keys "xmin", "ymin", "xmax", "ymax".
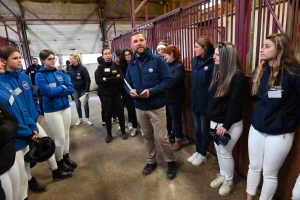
[
  {"xmin": 123, "ymin": 90, "xmax": 138, "ymax": 128},
  {"xmin": 102, "ymin": 93, "xmax": 125, "ymax": 134}
]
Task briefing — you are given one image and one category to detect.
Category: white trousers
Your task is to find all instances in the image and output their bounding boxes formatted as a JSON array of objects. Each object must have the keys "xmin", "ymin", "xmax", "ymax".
[
  {"xmin": 246, "ymin": 125, "xmax": 294, "ymax": 200},
  {"xmin": 16, "ymin": 145, "xmax": 30, "ymax": 200},
  {"xmin": 292, "ymin": 174, "xmax": 300, "ymax": 200},
  {"xmin": 0, "ymin": 160, "xmax": 19, "ymax": 200},
  {"xmin": 44, "ymin": 108, "xmax": 71, "ymax": 161},
  {"xmin": 37, "ymin": 123, "xmax": 57, "ymax": 170},
  {"xmin": 213, "ymin": 120, "xmax": 243, "ymax": 181}
]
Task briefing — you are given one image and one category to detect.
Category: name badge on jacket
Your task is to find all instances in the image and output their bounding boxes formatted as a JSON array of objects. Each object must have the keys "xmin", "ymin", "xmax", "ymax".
[{"xmin": 268, "ymin": 86, "xmax": 283, "ymax": 98}]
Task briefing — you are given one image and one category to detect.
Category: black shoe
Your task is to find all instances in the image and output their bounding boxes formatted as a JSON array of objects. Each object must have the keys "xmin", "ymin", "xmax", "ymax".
[
  {"xmin": 57, "ymin": 159, "xmax": 74, "ymax": 172},
  {"xmin": 52, "ymin": 168, "xmax": 73, "ymax": 182},
  {"xmin": 28, "ymin": 177, "xmax": 48, "ymax": 192},
  {"xmin": 167, "ymin": 162, "xmax": 176, "ymax": 180},
  {"xmin": 63, "ymin": 153, "xmax": 77, "ymax": 168},
  {"xmin": 142, "ymin": 162, "xmax": 157, "ymax": 175},
  {"xmin": 121, "ymin": 132, "xmax": 128, "ymax": 140},
  {"xmin": 106, "ymin": 134, "xmax": 112, "ymax": 143}
]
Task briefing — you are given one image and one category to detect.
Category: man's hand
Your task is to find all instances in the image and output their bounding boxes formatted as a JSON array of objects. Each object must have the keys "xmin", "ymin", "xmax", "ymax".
[
  {"xmin": 130, "ymin": 89, "xmax": 139, "ymax": 98},
  {"xmin": 139, "ymin": 89, "xmax": 150, "ymax": 99},
  {"xmin": 116, "ymin": 74, "xmax": 120, "ymax": 77}
]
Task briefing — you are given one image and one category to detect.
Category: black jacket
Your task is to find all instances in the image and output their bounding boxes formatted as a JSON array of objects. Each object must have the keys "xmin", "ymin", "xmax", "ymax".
[
  {"xmin": 0, "ymin": 104, "xmax": 18, "ymax": 175},
  {"xmin": 207, "ymin": 71, "xmax": 245, "ymax": 130},
  {"xmin": 25, "ymin": 64, "xmax": 41, "ymax": 85},
  {"xmin": 252, "ymin": 65, "xmax": 300, "ymax": 134},
  {"xmin": 190, "ymin": 55, "xmax": 214, "ymax": 115},
  {"xmin": 165, "ymin": 60, "xmax": 186, "ymax": 105},
  {"xmin": 68, "ymin": 64, "xmax": 91, "ymax": 92},
  {"xmin": 95, "ymin": 62, "xmax": 124, "ymax": 96}
]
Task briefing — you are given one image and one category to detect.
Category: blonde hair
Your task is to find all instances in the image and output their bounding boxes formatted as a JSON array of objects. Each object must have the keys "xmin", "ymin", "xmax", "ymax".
[
  {"xmin": 70, "ymin": 54, "xmax": 82, "ymax": 64},
  {"xmin": 209, "ymin": 42, "xmax": 243, "ymax": 97},
  {"xmin": 252, "ymin": 33, "xmax": 300, "ymax": 95}
]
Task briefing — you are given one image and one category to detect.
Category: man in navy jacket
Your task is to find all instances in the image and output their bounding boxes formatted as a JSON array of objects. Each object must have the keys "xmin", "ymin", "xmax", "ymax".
[{"xmin": 125, "ymin": 31, "xmax": 176, "ymax": 179}]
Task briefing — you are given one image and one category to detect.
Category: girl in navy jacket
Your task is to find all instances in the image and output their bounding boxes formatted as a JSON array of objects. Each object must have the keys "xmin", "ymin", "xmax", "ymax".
[
  {"xmin": 188, "ymin": 37, "xmax": 214, "ymax": 166},
  {"xmin": 36, "ymin": 49, "xmax": 77, "ymax": 173},
  {"xmin": 162, "ymin": 45, "xmax": 185, "ymax": 151},
  {"xmin": 246, "ymin": 34, "xmax": 300, "ymax": 200}
]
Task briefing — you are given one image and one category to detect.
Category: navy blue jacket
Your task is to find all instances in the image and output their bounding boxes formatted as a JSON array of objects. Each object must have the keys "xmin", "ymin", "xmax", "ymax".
[
  {"xmin": 190, "ymin": 55, "xmax": 214, "ymax": 114},
  {"xmin": 165, "ymin": 60, "xmax": 186, "ymax": 105},
  {"xmin": 125, "ymin": 48, "xmax": 172, "ymax": 111},
  {"xmin": 0, "ymin": 81, "xmax": 37, "ymax": 151},
  {"xmin": 68, "ymin": 64, "xmax": 91, "ymax": 92},
  {"xmin": 0, "ymin": 70, "xmax": 41, "ymax": 122},
  {"xmin": 207, "ymin": 71, "xmax": 245, "ymax": 130},
  {"xmin": 252, "ymin": 65, "xmax": 300, "ymax": 134},
  {"xmin": 35, "ymin": 66, "xmax": 74, "ymax": 113}
]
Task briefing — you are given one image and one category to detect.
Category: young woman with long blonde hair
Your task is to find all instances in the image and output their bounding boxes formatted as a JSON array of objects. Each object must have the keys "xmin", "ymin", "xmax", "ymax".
[{"xmin": 247, "ymin": 33, "xmax": 300, "ymax": 200}]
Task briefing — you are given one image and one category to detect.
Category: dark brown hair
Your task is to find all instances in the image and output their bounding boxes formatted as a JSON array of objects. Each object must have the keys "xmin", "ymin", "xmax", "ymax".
[{"xmin": 0, "ymin": 46, "xmax": 19, "ymax": 60}]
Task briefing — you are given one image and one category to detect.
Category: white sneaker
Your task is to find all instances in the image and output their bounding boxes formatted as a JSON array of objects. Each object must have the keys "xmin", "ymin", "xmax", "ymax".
[
  {"xmin": 118, "ymin": 126, "xmax": 121, "ymax": 131},
  {"xmin": 75, "ymin": 119, "xmax": 83, "ymax": 126},
  {"xmin": 192, "ymin": 154, "xmax": 207, "ymax": 166},
  {"xmin": 128, "ymin": 122, "xmax": 133, "ymax": 131},
  {"xmin": 188, "ymin": 152, "xmax": 199, "ymax": 163},
  {"xmin": 130, "ymin": 128, "xmax": 137, "ymax": 136},
  {"xmin": 140, "ymin": 129, "xmax": 144, "ymax": 137},
  {"xmin": 210, "ymin": 174, "xmax": 226, "ymax": 189},
  {"xmin": 86, "ymin": 118, "xmax": 93, "ymax": 125},
  {"xmin": 219, "ymin": 180, "xmax": 234, "ymax": 196}
]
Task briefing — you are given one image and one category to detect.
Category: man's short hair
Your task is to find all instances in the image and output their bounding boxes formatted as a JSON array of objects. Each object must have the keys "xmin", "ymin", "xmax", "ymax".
[
  {"xmin": 131, "ymin": 31, "xmax": 146, "ymax": 40},
  {"xmin": 33, "ymin": 58, "xmax": 38, "ymax": 61},
  {"xmin": 115, "ymin": 49, "xmax": 122, "ymax": 57}
]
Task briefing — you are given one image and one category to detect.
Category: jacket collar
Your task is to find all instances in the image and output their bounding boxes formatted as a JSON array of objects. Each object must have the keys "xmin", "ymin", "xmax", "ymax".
[{"xmin": 130, "ymin": 48, "xmax": 153, "ymax": 65}]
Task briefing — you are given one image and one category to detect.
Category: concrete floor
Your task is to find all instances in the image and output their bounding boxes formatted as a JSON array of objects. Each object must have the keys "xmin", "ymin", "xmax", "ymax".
[{"xmin": 29, "ymin": 93, "xmax": 247, "ymax": 200}]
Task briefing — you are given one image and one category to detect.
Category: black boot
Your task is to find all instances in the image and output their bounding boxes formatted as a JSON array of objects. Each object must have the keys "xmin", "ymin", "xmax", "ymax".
[
  {"xmin": 106, "ymin": 133, "xmax": 112, "ymax": 143},
  {"xmin": 28, "ymin": 177, "xmax": 48, "ymax": 192},
  {"xmin": 57, "ymin": 159, "xmax": 74, "ymax": 172},
  {"xmin": 63, "ymin": 153, "xmax": 77, "ymax": 168},
  {"xmin": 167, "ymin": 162, "xmax": 177, "ymax": 180},
  {"xmin": 121, "ymin": 128, "xmax": 128, "ymax": 140},
  {"xmin": 52, "ymin": 167, "xmax": 73, "ymax": 182}
]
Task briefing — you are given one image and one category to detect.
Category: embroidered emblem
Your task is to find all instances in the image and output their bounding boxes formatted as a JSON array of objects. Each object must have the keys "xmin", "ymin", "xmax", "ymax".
[
  {"xmin": 22, "ymin": 81, "xmax": 29, "ymax": 90},
  {"xmin": 56, "ymin": 75, "xmax": 63, "ymax": 82},
  {"xmin": 204, "ymin": 66, "xmax": 208, "ymax": 70},
  {"xmin": 149, "ymin": 68, "xmax": 153, "ymax": 73}
]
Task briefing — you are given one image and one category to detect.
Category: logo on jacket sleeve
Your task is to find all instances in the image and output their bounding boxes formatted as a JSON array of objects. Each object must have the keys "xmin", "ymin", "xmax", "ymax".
[
  {"xmin": 22, "ymin": 81, "xmax": 30, "ymax": 90},
  {"xmin": 204, "ymin": 66, "xmax": 208, "ymax": 70},
  {"xmin": 56, "ymin": 75, "xmax": 63, "ymax": 82},
  {"xmin": 149, "ymin": 68, "xmax": 153, "ymax": 73}
]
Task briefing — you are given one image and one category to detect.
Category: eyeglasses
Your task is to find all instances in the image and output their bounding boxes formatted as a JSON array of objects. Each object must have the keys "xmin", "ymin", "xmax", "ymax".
[
  {"xmin": 47, "ymin": 57, "xmax": 57, "ymax": 61},
  {"xmin": 216, "ymin": 42, "xmax": 226, "ymax": 49}
]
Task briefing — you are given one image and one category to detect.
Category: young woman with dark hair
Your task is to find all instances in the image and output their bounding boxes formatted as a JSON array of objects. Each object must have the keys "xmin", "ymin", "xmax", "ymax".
[
  {"xmin": 95, "ymin": 48, "xmax": 127, "ymax": 143},
  {"xmin": 188, "ymin": 37, "xmax": 215, "ymax": 166},
  {"xmin": 162, "ymin": 45, "xmax": 185, "ymax": 151},
  {"xmin": 36, "ymin": 49, "xmax": 77, "ymax": 173},
  {"xmin": 247, "ymin": 33, "xmax": 300, "ymax": 200},
  {"xmin": 0, "ymin": 46, "xmax": 39, "ymax": 200},
  {"xmin": 207, "ymin": 42, "xmax": 245, "ymax": 196},
  {"xmin": 118, "ymin": 48, "xmax": 139, "ymax": 136}
]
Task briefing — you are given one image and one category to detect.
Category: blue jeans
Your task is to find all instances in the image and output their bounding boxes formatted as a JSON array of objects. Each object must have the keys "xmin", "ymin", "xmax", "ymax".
[
  {"xmin": 192, "ymin": 111, "xmax": 210, "ymax": 157},
  {"xmin": 73, "ymin": 90, "xmax": 89, "ymax": 118},
  {"xmin": 166, "ymin": 103, "xmax": 183, "ymax": 139}
]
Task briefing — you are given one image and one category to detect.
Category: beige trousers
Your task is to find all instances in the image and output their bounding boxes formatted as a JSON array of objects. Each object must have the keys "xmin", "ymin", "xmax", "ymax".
[{"xmin": 136, "ymin": 106, "xmax": 175, "ymax": 164}]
